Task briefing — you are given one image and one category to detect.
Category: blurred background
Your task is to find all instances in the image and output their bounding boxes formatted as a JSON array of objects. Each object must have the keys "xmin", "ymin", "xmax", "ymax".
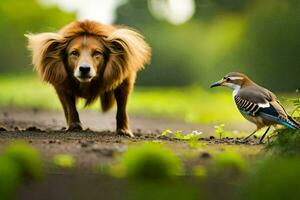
[{"xmin": 0, "ymin": 0, "xmax": 299, "ymax": 123}]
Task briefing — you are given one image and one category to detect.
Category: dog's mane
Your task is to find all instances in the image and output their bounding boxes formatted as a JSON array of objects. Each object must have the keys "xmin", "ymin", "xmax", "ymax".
[
  {"xmin": 26, "ymin": 20, "xmax": 151, "ymax": 106},
  {"xmin": 59, "ymin": 20, "xmax": 115, "ymax": 39}
]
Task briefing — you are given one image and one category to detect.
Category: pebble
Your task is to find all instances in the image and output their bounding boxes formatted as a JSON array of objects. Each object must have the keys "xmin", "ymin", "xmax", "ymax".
[
  {"xmin": 200, "ymin": 150, "xmax": 211, "ymax": 159},
  {"xmin": 0, "ymin": 127, "xmax": 7, "ymax": 131}
]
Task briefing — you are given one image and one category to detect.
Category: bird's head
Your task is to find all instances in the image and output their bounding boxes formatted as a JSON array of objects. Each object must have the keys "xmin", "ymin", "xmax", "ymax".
[{"xmin": 210, "ymin": 72, "xmax": 249, "ymax": 90}]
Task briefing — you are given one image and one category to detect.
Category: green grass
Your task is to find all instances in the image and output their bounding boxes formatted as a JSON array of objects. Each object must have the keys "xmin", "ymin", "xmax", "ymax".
[
  {"xmin": 1, "ymin": 74, "xmax": 296, "ymax": 124},
  {"xmin": 0, "ymin": 74, "xmax": 245, "ymax": 124},
  {"xmin": 3, "ymin": 74, "xmax": 296, "ymax": 124},
  {"xmin": 130, "ymin": 86, "xmax": 246, "ymax": 123},
  {"xmin": 266, "ymin": 129, "xmax": 300, "ymax": 156}
]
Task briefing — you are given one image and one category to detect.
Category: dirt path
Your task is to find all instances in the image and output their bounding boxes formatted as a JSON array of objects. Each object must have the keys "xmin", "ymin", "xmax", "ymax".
[
  {"xmin": 0, "ymin": 108, "xmax": 256, "ymax": 169},
  {"xmin": 0, "ymin": 108, "xmax": 254, "ymax": 133}
]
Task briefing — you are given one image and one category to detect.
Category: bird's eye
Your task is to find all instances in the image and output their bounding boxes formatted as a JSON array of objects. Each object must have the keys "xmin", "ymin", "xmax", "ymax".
[
  {"xmin": 227, "ymin": 77, "xmax": 232, "ymax": 81},
  {"xmin": 93, "ymin": 50, "xmax": 103, "ymax": 57},
  {"xmin": 70, "ymin": 50, "xmax": 79, "ymax": 57}
]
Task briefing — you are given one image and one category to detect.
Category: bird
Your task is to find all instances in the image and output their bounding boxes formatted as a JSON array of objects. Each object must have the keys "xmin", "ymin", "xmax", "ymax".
[{"xmin": 210, "ymin": 72, "xmax": 300, "ymax": 143}]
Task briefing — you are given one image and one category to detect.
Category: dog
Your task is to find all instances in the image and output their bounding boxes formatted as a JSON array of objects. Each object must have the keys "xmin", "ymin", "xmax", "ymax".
[{"xmin": 26, "ymin": 20, "xmax": 151, "ymax": 137}]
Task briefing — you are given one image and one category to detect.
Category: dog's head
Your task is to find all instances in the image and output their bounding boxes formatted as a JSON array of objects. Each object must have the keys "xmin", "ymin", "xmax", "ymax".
[{"xmin": 26, "ymin": 20, "xmax": 151, "ymax": 89}]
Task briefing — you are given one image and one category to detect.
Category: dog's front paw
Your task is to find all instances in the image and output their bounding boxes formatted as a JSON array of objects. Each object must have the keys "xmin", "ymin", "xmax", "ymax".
[
  {"xmin": 117, "ymin": 129, "xmax": 135, "ymax": 138},
  {"xmin": 67, "ymin": 122, "xmax": 83, "ymax": 131}
]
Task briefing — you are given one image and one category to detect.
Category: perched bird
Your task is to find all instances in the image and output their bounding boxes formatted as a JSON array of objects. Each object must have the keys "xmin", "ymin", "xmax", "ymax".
[{"xmin": 210, "ymin": 72, "xmax": 300, "ymax": 143}]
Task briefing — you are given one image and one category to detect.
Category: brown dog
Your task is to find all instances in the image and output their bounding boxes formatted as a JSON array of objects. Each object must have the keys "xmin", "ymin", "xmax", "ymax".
[{"xmin": 26, "ymin": 20, "xmax": 151, "ymax": 137}]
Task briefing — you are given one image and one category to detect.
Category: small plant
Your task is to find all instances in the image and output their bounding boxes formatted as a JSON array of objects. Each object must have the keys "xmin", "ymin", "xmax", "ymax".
[
  {"xmin": 53, "ymin": 154, "xmax": 76, "ymax": 168},
  {"xmin": 214, "ymin": 151, "xmax": 246, "ymax": 173},
  {"xmin": 287, "ymin": 96, "xmax": 300, "ymax": 119},
  {"xmin": 266, "ymin": 96, "xmax": 300, "ymax": 155},
  {"xmin": 4, "ymin": 141, "xmax": 44, "ymax": 180},
  {"xmin": 0, "ymin": 142, "xmax": 44, "ymax": 199},
  {"xmin": 214, "ymin": 124, "xmax": 225, "ymax": 139},
  {"xmin": 160, "ymin": 129, "xmax": 202, "ymax": 141},
  {"xmin": 161, "ymin": 129, "xmax": 173, "ymax": 136},
  {"xmin": 111, "ymin": 143, "xmax": 183, "ymax": 179},
  {"xmin": 0, "ymin": 157, "xmax": 21, "ymax": 200},
  {"xmin": 160, "ymin": 129, "xmax": 203, "ymax": 148},
  {"xmin": 266, "ymin": 128, "xmax": 300, "ymax": 155}
]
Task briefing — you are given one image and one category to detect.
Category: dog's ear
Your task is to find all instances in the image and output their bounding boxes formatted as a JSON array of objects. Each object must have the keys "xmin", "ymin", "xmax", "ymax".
[
  {"xmin": 25, "ymin": 33, "xmax": 67, "ymax": 85},
  {"xmin": 103, "ymin": 28, "xmax": 151, "ymax": 90}
]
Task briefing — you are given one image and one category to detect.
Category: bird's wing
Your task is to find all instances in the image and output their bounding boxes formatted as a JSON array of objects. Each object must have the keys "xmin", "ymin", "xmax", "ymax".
[
  {"xmin": 235, "ymin": 86, "xmax": 299, "ymax": 129},
  {"xmin": 234, "ymin": 86, "xmax": 274, "ymax": 116}
]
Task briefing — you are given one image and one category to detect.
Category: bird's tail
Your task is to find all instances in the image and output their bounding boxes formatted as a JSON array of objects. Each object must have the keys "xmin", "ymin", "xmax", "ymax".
[{"xmin": 287, "ymin": 116, "xmax": 300, "ymax": 130}]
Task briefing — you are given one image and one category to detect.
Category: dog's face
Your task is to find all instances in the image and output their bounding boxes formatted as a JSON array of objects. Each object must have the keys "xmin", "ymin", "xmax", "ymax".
[{"xmin": 66, "ymin": 35, "xmax": 105, "ymax": 82}]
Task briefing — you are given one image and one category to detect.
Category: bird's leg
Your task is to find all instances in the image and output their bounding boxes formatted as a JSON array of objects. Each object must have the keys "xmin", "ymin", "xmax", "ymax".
[
  {"xmin": 259, "ymin": 126, "xmax": 271, "ymax": 144},
  {"xmin": 242, "ymin": 128, "xmax": 259, "ymax": 142}
]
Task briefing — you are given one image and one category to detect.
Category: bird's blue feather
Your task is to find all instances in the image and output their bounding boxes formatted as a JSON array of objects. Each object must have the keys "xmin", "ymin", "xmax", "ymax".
[
  {"xmin": 240, "ymin": 103, "xmax": 298, "ymax": 129},
  {"xmin": 259, "ymin": 112, "xmax": 297, "ymax": 129}
]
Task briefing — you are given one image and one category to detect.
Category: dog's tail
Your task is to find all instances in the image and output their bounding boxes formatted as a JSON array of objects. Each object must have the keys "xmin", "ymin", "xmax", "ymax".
[{"xmin": 100, "ymin": 91, "xmax": 115, "ymax": 112}]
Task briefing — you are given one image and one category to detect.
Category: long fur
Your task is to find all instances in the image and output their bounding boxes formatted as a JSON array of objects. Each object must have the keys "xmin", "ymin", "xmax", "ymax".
[
  {"xmin": 100, "ymin": 91, "xmax": 116, "ymax": 112},
  {"xmin": 25, "ymin": 33, "xmax": 68, "ymax": 85},
  {"xmin": 26, "ymin": 20, "xmax": 151, "ymax": 112}
]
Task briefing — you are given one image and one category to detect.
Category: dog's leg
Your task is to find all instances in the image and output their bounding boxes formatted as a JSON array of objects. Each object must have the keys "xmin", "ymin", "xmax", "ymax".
[
  {"xmin": 114, "ymin": 80, "xmax": 134, "ymax": 137},
  {"xmin": 56, "ymin": 90, "xmax": 82, "ymax": 131}
]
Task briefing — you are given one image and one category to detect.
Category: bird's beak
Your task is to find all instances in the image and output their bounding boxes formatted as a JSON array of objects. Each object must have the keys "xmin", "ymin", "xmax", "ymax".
[{"xmin": 210, "ymin": 79, "xmax": 225, "ymax": 88}]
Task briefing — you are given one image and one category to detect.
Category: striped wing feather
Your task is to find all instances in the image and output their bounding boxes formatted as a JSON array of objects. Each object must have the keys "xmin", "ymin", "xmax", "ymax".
[{"xmin": 235, "ymin": 86, "xmax": 299, "ymax": 129}]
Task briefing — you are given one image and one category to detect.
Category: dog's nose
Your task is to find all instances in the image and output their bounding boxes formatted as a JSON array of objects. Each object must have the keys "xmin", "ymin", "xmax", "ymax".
[{"xmin": 79, "ymin": 65, "xmax": 90, "ymax": 75}]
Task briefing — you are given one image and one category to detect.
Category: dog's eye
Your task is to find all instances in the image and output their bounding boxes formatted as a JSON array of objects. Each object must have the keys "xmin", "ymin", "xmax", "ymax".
[
  {"xmin": 93, "ymin": 51, "xmax": 103, "ymax": 57},
  {"xmin": 70, "ymin": 50, "xmax": 79, "ymax": 57}
]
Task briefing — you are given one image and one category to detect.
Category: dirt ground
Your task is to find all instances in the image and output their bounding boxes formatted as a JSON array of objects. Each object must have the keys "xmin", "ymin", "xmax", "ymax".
[
  {"xmin": 0, "ymin": 108, "xmax": 257, "ymax": 168},
  {"xmin": 0, "ymin": 108, "xmax": 262, "ymax": 200}
]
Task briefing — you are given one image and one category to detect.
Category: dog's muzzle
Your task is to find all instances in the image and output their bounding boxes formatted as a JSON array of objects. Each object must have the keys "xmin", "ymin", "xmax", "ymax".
[{"xmin": 74, "ymin": 64, "xmax": 95, "ymax": 82}]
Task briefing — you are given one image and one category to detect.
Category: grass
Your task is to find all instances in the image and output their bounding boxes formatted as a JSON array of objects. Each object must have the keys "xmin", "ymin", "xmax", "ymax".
[
  {"xmin": 0, "ymin": 74, "xmax": 297, "ymax": 124},
  {"xmin": 0, "ymin": 142, "xmax": 43, "ymax": 199},
  {"xmin": 0, "ymin": 74, "xmax": 244, "ymax": 124},
  {"xmin": 266, "ymin": 129, "xmax": 300, "ymax": 156}
]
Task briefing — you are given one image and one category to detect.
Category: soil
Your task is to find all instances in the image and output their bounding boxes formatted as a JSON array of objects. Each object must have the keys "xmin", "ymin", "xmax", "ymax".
[
  {"xmin": 0, "ymin": 108, "xmax": 257, "ymax": 166},
  {"xmin": 0, "ymin": 108, "xmax": 261, "ymax": 200}
]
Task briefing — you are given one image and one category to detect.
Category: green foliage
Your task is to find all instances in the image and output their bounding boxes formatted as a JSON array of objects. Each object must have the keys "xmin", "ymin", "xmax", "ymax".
[
  {"xmin": 290, "ymin": 97, "xmax": 300, "ymax": 109},
  {"xmin": 287, "ymin": 96, "xmax": 300, "ymax": 118},
  {"xmin": 0, "ymin": 157, "xmax": 22, "ymax": 200},
  {"xmin": 192, "ymin": 165, "xmax": 207, "ymax": 177},
  {"xmin": 116, "ymin": 0, "xmax": 300, "ymax": 91},
  {"xmin": 241, "ymin": 157, "xmax": 300, "ymax": 200},
  {"xmin": 161, "ymin": 129, "xmax": 173, "ymax": 136},
  {"xmin": 113, "ymin": 143, "xmax": 183, "ymax": 179},
  {"xmin": 0, "ymin": 0, "xmax": 299, "ymax": 90},
  {"xmin": 214, "ymin": 124, "xmax": 225, "ymax": 139},
  {"xmin": 0, "ymin": 75, "xmax": 244, "ymax": 123},
  {"xmin": 0, "ymin": 142, "xmax": 44, "ymax": 199},
  {"xmin": 214, "ymin": 152, "xmax": 246, "ymax": 173},
  {"xmin": 53, "ymin": 154, "xmax": 76, "ymax": 168},
  {"xmin": 160, "ymin": 129, "xmax": 204, "ymax": 148},
  {"xmin": 121, "ymin": 86, "xmax": 243, "ymax": 123},
  {"xmin": 4, "ymin": 141, "xmax": 44, "ymax": 180},
  {"xmin": 161, "ymin": 129, "xmax": 203, "ymax": 141},
  {"xmin": 0, "ymin": 0, "xmax": 75, "ymax": 73},
  {"xmin": 266, "ymin": 129, "xmax": 300, "ymax": 156}
]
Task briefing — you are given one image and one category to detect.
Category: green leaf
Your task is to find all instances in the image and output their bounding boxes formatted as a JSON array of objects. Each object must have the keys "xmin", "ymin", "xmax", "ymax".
[
  {"xmin": 161, "ymin": 129, "xmax": 173, "ymax": 136},
  {"xmin": 53, "ymin": 154, "xmax": 75, "ymax": 168}
]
